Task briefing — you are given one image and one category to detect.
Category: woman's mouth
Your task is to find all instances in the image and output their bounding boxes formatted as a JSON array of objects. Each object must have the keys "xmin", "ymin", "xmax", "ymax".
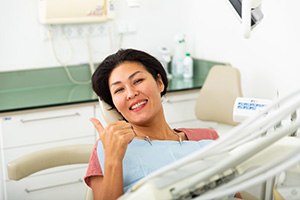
[{"xmin": 130, "ymin": 100, "xmax": 147, "ymax": 110}]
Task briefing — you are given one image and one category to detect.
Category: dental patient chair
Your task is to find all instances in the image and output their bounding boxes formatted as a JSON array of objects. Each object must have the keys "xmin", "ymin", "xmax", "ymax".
[
  {"xmin": 7, "ymin": 144, "xmax": 94, "ymax": 200},
  {"xmin": 195, "ymin": 65, "xmax": 243, "ymax": 136}
]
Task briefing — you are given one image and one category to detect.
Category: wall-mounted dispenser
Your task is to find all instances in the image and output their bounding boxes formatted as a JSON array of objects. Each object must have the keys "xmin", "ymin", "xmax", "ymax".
[{"xmin": 38, "ymin": 0, "xmax": 114, "ymax": 24}]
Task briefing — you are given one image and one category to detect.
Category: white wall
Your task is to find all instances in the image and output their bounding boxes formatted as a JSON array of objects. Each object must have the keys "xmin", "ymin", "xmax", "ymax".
[
  {"xmin": 0, "ymin": 0, "xmax": 180, "ymax": 71},
  {"xmin": 181, "ymin": 0, "xmax": 300, "ymax": 99},
  {"xmin": 0, "ymin": 0, "xmax": 300, "ymax": 99}
]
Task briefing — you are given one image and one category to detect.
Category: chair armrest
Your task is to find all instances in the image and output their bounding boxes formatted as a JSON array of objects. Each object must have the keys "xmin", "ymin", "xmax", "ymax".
[{"xmin": 7, "ymin": 144, "xmax": 93, "ymax": 180}]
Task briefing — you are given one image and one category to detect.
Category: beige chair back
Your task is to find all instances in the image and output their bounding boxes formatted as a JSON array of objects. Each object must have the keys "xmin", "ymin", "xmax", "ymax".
[{"xmin": 195, "ymin": 65, "xmax": 243, "ymax": 126}]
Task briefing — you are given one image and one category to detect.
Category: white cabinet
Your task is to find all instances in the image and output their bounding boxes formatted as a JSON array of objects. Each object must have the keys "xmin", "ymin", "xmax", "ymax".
[
  {"xmin": 0, "ymin": 104, "xmax": 97, "ymax": 200},
  {"xmin": 2, "ymin": 106, "xmax": 95, "ymax": 148},
  {"xmin": 5, "ymin": 166, "xmax": 88, "ymax": 200},
  {"xmin": 163, "ymin": 89, "xmax": 199, "ymax": 128},
  {"xmin": 0, "ymin": 139, "xmax": 3, "ymax": 200}
]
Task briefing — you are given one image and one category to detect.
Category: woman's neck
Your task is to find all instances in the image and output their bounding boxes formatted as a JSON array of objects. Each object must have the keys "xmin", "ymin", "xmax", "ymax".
[
  {"xmin": 130, "ymin": 108, "xmax": 187, "ymax": 141},
  {"xmin": 132, "ymin": 108, "xmax": 169, "ymax": 137},
  {"xmin": 132, "ymin": 123, "xmax": 174, "ymax": 140}
]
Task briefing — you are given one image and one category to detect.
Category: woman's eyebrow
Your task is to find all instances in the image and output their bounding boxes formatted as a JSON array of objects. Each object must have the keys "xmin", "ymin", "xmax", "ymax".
[
  {"xmin": 110, "ymin": 71, "xmax": 143, "ymax": 87},
  {"xmin": 128, "ymin": 71, "xmax": 142, "ymax": 80}
]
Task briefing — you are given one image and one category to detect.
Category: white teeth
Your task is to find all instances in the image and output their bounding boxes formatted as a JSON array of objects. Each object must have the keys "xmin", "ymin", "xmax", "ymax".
[{"xmin": 131, "ymin": 101, "xmax": 146, "ymax": 110}]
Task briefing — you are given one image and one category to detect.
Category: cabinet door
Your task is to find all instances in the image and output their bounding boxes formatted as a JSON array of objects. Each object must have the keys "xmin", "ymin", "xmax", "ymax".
[
  {"xmin": 5, "ymin": 167, "xmax": 87, "ymax": 200},
  {"xmin": 1, "ymin": 105, "xmax": 95, "ymax": 148},
  {"xmin": 163, "ymin": 90, "xmax": 198, "ymax": 128},
  {"xmin": 0, "ymin": 136, "xmax": 3, "ymax": 200}
]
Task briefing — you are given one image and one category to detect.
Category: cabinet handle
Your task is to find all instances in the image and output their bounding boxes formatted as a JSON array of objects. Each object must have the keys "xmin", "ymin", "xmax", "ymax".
[
  {"xmin": 163, "ymin": 98, "xmax": 195, "ymax": 104},
  {"xmin": 20, "ymin": 112, "xmax": 80, "ymax": 123},
  {"xmin": 24, "ymin": 178, "xmax": 83, "ymax": 193}
]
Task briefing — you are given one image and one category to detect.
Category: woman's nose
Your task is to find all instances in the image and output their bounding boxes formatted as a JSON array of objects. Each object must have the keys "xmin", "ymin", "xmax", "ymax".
[{"xmin": 126, "ymin": 87, "xmax": 139, "ymax": 100}]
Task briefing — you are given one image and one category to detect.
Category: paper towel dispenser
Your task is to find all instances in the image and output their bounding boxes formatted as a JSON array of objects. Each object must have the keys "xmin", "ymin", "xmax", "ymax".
[{"xmin": 38, "ymin": 0, "xmax": 114, "ymax": 24}]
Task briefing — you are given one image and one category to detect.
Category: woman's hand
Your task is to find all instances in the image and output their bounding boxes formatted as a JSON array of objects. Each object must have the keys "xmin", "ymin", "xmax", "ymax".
[
  {"xmin": 90, "ymin": 118, "xmax": 134, "ymax": 200},
  {"xmin": 90, "ymin": 118, "xmax": 135, "ymax": 162}
]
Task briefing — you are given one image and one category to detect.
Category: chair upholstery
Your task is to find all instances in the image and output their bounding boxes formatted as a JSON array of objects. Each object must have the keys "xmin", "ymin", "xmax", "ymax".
[
  {"xmin": 99, "ymin": 98, "xmax": 123, "ymax": 124},
  {"xmin": 7, "ymin": 144, "xmax": 94, "ymax": 200},
  {"xmin": 195, "ymin": 65, "xmax": 243, "ymax": 134}
]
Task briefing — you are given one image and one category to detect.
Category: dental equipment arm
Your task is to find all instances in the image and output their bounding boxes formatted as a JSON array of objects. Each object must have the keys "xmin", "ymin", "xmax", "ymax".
[
  {"xmin": 119, "ymin": 89, "xmax": 300, "ymax": 200},
  {"xmin": 228, "ymin": 0, "xmax": 264, "ymax": 38}
]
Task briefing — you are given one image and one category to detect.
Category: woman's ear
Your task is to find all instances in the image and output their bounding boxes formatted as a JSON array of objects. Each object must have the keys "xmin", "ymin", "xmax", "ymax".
[{"xmin": 156, "ymin": 74, "xmax": 165, "ymax": 93}]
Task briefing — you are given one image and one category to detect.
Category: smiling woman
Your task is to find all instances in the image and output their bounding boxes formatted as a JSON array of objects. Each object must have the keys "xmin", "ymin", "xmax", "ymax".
[
  {"xmin": 84, "ymin": 49, "xmax": 220, "ymax": 200},
  {"xmin": 91, "ymin": 49, "xmax": 168, "ymax": 111}
]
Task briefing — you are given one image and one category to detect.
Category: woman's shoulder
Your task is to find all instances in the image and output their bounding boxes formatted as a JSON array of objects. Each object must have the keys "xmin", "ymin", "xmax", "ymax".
[{"xmin": 175, "ymin": 128, "xmax": 219, "ymax": 141}]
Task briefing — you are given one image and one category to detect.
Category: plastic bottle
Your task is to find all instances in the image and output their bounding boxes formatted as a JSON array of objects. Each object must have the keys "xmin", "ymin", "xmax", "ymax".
[
  {"xmin": 183, "ymin": 53, "xmax": 193, "ymax": 79},
  {"xmin": 171, "ymin": 35, "xmax": 185, "ymax": 78},
  {"xmin": 159, "ymin": 46, "xmax": 171, "ymax": 79}
]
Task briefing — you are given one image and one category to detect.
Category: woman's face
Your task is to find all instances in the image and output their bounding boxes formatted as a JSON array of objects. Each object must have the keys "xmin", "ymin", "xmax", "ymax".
[{"xmin": 108, "ymin": 61, "xmax": 165, "ymax": 125}]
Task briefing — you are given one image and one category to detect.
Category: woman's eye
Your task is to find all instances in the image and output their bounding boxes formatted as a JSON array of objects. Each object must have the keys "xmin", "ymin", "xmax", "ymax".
[
  {"xmin": 134, "ymin": 78, "xmax": 144, "ymax": 84},
  {"xmin": 114, "ymin": 88, "xmax": 124, "ymax": 94}
]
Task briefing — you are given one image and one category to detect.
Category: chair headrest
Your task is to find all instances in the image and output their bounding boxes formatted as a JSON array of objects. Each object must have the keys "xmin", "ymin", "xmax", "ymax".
[{"xmin": 99, "ymin": 98, "xmax": 123, "ymax": 124}]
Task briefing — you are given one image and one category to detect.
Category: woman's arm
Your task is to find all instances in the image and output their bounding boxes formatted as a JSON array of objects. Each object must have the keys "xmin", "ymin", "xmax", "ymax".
[
  {"xmin": 89, "ymin": 118, "xmax": 135, "ymax": 200},
  {"xmin": 89, "ymin": 160, "xmax": 124, "ymax": 200}
]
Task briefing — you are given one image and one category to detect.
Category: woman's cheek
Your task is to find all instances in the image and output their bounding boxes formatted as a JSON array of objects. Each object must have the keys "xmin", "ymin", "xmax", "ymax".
[{"xmin": 113, "ymin": 96, "xmax": 125, "ymax": 112}]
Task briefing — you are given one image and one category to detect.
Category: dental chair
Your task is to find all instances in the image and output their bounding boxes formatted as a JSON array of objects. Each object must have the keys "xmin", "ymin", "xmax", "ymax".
[
  {"xmin": 195, "ymin": 65, "xmax": 243, "ymax": 137},
  {"xmin": 7, "ymin": 144, "xmax": 94, "ymax": 200}
]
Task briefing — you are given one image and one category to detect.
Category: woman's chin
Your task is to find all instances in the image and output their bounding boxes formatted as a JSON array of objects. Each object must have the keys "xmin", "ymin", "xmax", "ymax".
[{"xmin": 128, "ymin": 117, "xmax": 150, "ymax": 126}]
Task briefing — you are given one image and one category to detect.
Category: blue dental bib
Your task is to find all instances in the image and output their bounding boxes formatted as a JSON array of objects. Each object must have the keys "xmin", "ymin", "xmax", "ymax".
[{"xmin": 97, "ymin": 138, "xmax": 212, "ymax": 192}]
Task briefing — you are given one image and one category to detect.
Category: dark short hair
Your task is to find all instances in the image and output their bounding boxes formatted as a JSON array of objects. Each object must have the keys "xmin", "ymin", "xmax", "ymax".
[{"xmin": 92, "ymin": 48, "xmax": 168, "ymax": 109}]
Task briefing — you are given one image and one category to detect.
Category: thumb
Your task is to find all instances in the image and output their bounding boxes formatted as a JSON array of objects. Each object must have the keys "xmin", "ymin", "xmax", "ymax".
[{"xmin": 90, "ymin": 117, "xmax": 104, "ymax": 137}]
